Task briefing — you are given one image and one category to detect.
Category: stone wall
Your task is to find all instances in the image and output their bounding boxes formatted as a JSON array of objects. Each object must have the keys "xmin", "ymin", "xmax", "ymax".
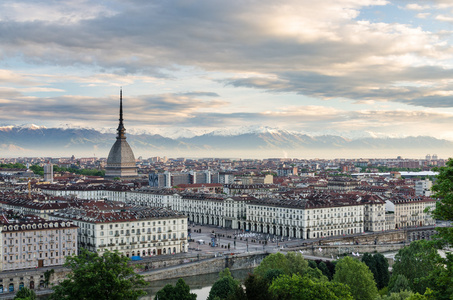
[
  {"xmin": 140, "ymin": 252, "xmax": 269, "ymax": 281},
  {"xmin": 292, "ymin": 243, "xmax": 405, "ymax": 258}
]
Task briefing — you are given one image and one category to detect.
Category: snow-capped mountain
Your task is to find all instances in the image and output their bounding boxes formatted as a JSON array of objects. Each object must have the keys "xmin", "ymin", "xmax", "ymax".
[{"xmin": 0, "ymin": 124, "xmax": 452, "ymax": 158}]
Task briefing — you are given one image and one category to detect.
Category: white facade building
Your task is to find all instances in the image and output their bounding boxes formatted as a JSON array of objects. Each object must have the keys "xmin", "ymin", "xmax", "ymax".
[
  {"xmin": 0, "ymin": 216, "xmax": 77, "ymax": 272},
  {"xmin": 50, "ymin": 200, "xmax": 188, "ymax": 257},
  {"xmin": 386, "ymin": 196, "xmax": 436, "ymax": 229},
  {"xmin": 415, "ymin": 179, "xmax": 433, "ymax": 197}
]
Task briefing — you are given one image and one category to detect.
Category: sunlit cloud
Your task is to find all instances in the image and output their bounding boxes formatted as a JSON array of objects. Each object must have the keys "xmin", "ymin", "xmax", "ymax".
[{"xmin": 1, "ymin": 0, "xmax": 453, "ymax": 146}]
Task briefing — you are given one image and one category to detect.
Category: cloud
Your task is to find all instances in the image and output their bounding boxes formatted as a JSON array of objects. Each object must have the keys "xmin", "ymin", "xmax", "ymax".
[
  {"xmin": 436, "ymin": 15, "xmax": 453, "ymax": 23},
  {"xmin": 223, "ymin": 64, "xmax": 453, "ymax": 108},
  {"xmin": 1, "ymin": 0, "xmax": 453, "ymax": 139},
  {"xmin": 0, "ymin": 0, "xmax": 116, "ymax": 23},
  {"xmin": 404, "ymin": 4, "xmax": 431, "ymax": 10},
  {"xmin": 0, "ymin": 90, "xmax": 228, "ymax": 126},
  {"xmin": 416, "ymin": 13, "xmax": 431, "ymax": 19}
]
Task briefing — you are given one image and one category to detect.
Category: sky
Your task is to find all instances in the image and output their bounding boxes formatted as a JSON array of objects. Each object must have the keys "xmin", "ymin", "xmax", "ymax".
[{"xmin": 2, "ymin": 0, "xmax": 453, "ymax": 140}]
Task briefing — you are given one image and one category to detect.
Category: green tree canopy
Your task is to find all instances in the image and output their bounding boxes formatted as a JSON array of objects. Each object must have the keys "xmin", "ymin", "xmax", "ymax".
[
  {"xmin": 431, "ymin": 158, "xmax": 453, "ymax": 246},
  {"xmin": 333, "ymin": 256, "xmax": 378, "ymax": 300},
  {"xmin": 207, "ymin": 268, "xmax": 241, "ymax": 300},
  {"xmin": 269, "ymin": 274, "xmax": 353, "ymax": 300},
  {"xmin": 389, "ymin": 275, "xmax": 411, "ymax": 294},
  {"xmin": 0, "ymin": 163, "xmax": 26, "ymax": 169},
  {"xmin": 362, "ymin": 253, "xmax": 389, "ymax": 289},
  {"xmin": 154, "ymin": 278, "xmax": 196, "ymax": 300},
  {"xmin": 427, "ymin": 159, "xmax": 453, "ymax": 299},
  {"xmin": 14, "ymin": 287, "xmax": 36, "ymax": 300},
  {"xmin": 390, "ymin": 240, "xmax": 442, "ymax": 294},
  {"xmin": 49, "ymin": 249, "xmax": 147, "ymax": 300},
  {"xmin": 254, "ymin": 252, "xmax": 309, "ymax": 277},
  {"xmin": 243, "ymin": 273, "xmax": 272, "ymax": 300}
]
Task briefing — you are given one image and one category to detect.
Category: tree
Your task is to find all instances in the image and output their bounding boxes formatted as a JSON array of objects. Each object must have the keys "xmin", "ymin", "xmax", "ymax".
[
  {"xmin": 388, "ymin": 275, "xmax": 411, "ymax": 294},
  {"xmin": 243, "ymin": 273, "xmax": 272, "ymax": 300},
  {"xmin": 49, "ymin": 249, "xmax": 147, "ymax": 300},
  {"xmin": 207, "ymin": 268, "xmax": 241, "ymax": 300},
  {"xmin": 317, "ymin": 261, "xmax": 332, "ymax": 280},
  {"xmin": 381, "ymin": 289, "xmax": 434, "ymax": 300},
  {"xmin": 269, "ymin": 274, "xmax": 353, "ymax": 300},
  {"xmin": 390, "ymin": 240, "xmax": 442, "ymax": 294},
  {"xmin": 154, "ymin": 278, "xmax": 196, "ymax": 300},
  {"xmin": 362, "ymin": 253, "xmax": 389, "ymax": 289},
  {"xmin": 253, "ymin": 253, "xmax": 287, "ymax": 277},
  {"xmin": 333, "ymin": 256, "xmax": 378, "ymax": 300},
  {"xmin": 263, "ymin": 268, "xmax": 285, "ymax": 283},
  {"xmin": 14, "ymin": 287, "xmax": 36, "ymax": 300},
  {"xmin": 426, "ymin": 159, "xmax": 453, "ymax": 299},
  {"xmin": 431, "ymin": 158, "xmax": 453, "ymax": 246},
  {"xmin": 253, "ymin": 252, "xmax": 309, "ymax": 277},
  {"xmin": 285, "ymin": 251, "xmax": 309, "ymax": 275}
]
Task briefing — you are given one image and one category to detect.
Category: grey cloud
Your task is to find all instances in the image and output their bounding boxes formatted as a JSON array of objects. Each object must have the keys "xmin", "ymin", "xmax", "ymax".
[
  {"xmin": 0, "ymin": 90, "xmax": 227, "ymax": 126},
  {"xmin": 1, "ymin": 0, "xmax": 453, "ymax": 108},
  {"xmin": 177, "ymin": 92, "xmax": 220, "ymax": 97},
  {"xmin": 395, "ymin": 96, "xmax": 453, "ymax": 107},
  {"xmin": 224, "ymin": 65, "xmax": 453, "ymax": 108}
]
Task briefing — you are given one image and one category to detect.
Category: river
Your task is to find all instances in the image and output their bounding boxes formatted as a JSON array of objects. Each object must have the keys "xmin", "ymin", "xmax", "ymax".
[{"xmin": 139, "ymin": 268, "xmax": 253, "ymax": 300}]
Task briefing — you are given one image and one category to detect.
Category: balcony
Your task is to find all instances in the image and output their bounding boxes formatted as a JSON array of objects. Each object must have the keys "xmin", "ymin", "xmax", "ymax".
[
  {"xmin": 99, "ymin": 244, "xmax": 106, "ymax": 248},
  {"xmin": 107, "ymin": 243, "xmax": 115, "ymax": 247},
  {"xmin": 119, "ymin": 242, "xmax": 126, "ymax": 246}
]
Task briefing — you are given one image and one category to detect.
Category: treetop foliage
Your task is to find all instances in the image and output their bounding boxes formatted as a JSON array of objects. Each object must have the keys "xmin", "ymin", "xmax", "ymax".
[
  {"xmin": 154, "ymin": 278, "xmax": 196, "ymax": 300},
  {"xmin": 49, "ymin": 249, "xmax": 147, "ymax": 300},
  {"xmin": 333, "ymin": 256, "xmax": 378, "ymax": 300}
]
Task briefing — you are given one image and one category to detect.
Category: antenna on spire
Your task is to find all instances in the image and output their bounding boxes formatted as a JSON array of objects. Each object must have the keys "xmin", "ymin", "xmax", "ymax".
[
  {"xmin": 117, "ymin": 88, "xmax": 126, "ymax": 138},
  {"xmin": 120, "ymin": 88, "xmax": 123, "ymax": 124}
]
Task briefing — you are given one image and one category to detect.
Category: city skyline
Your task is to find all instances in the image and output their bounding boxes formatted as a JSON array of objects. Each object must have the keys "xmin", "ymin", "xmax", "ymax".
[{"xmin": 2, "ymin": 1, "xmax": 453, "ymax": 157}]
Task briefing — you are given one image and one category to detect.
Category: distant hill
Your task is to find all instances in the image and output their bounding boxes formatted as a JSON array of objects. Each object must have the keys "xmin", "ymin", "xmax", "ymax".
[{"xmin": 0, "ymin": 125, "xmax": 451, "ymax": 158}]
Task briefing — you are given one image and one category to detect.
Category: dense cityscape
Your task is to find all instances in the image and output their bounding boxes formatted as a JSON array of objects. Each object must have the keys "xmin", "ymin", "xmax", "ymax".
[
  {"xmin": 0, "ymin": 144, "xmax": 451, "ymax": 299},
  {"xmin": 3, "ymin": 0, "xmax": 453, "ymax": 299}
]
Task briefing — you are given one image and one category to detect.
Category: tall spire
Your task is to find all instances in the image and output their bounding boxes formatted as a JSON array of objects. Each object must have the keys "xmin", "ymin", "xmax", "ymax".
[{"xmin": 117, "ymin": 88, "xmax": 126, "ymax": 138}]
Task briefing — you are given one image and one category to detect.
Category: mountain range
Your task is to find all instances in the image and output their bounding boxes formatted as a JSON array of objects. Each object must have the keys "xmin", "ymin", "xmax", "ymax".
[{"xmin": 0, "ymin": 125, "xmax": 451, "ymax": 159}]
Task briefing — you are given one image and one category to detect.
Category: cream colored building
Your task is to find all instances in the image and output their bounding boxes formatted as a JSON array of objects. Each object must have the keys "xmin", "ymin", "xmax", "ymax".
[
  {"xmin": 0, "ymin": 217, "xmax": 77, "ymax": 271},
  {"xmin": 245, "ymin": 196, "xmax": 364, "ymax": 239},
  {"xmin": 361, "ymin": 195, "xmax": 386, "ymax": 232},
  {"xmin": 172, "ymin": 194, "xmax": 250, "ymax": 229},
  {"xmin": 50, "ymin": 201, "xmax": 188, "ymax": 257},
  {"xmin": 386, "ymin": 196, "xmax": 436, "ymax": 229}
]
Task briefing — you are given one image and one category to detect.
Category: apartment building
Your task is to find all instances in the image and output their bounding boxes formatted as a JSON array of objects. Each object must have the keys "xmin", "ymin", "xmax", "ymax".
[
  {"xmin": 0, "ymin": 216, "xmax": 77, "ymax": 271},
  {"xmin": 50, "ymin": 200, "xmax": 188, "ymax": 257},
  {"xmin": 386, "ymin": 196, "xmax": 436, "ymax": 229}
]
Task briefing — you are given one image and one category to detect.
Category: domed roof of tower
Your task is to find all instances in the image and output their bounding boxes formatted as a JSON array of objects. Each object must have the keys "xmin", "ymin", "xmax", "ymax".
[
  {"xmin": 106, "ymin": 138, "xmax": 136, "ymax": 166},
  {"xmin": 105, "ymin": 90, "xmax": 138, "ymax": 179}
]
